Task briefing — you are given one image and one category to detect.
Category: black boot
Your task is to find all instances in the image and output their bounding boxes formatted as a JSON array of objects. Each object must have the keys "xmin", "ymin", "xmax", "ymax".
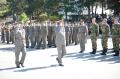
[
  {"xmin": 90, "ymin": 49, "xmax": 96, "ymax": 54},
  {"xmin": 101, "ymin": 48, "xmax": 107, "ymax": 55},
  {"xmin": 113, "ymin": 51, "xmax": 119, "ymax": 56}
]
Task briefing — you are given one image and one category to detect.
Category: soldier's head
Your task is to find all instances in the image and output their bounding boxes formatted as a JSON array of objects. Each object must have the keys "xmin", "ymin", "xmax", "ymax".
[
  {"xmin": 102, "ymin": 18, "xmax": 107, "ymax": 24},
  {"xmin": 79, "ymin": 19, "xmax": 84, "ymax": 25},
  {"xmin": 92, "ymin": 18, "xmax": 96, "ymax": 23},
  {"xmin": 113, "ymin": 17, "xmax": 119, "ymax": 24}
]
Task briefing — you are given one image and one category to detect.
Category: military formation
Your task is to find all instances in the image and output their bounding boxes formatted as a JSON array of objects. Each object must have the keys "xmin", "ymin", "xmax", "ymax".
[{"xmin": 0, "ymin": 17, "xmax": 120, "ymax": 67}]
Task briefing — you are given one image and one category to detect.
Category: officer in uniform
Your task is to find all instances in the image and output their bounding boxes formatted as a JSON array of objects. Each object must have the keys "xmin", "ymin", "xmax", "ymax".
[
  {"xmin": 14, "ymin": 23, "xmax": 26, "ymax": 68},
  {"xmin": 78, "ymin": 19, "xmax": 88, "ymax": 53},
  {"xmin": 112, "ymin": 18, "xmax": 120, "ymax": 56},
  {"xmin": 90, "ymin": 18, "xmax": 99, "ymax": 54},
  {"xmin": 100, "ymin": 18, "xmax": 110, "ymax": 55},
  {"xmin": 55, "ymin": 20, "xmax": 66, "ymax": 66}
]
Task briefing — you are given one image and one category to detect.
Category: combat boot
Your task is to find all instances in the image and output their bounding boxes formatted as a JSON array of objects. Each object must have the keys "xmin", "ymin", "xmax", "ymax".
[
  {"xmin": 90, "ymin": 49, "xmax": 96, "ymax": 54},
  {"xmin": 101, "ymin": 48, "xmax": 107, "ymax": 55},
  {"xmin": 113, "ymin": 51, "xmax": 119, "ymax": 56}
]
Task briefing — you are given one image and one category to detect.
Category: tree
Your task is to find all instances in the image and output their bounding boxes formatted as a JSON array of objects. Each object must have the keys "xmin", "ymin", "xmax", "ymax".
[{"xmin": 107, "ymin": 0, "xmax": 120, "ymax": 16}]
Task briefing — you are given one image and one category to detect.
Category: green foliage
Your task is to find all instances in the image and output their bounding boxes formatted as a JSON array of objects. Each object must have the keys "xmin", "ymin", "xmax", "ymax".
[
  {"xmin": 38, "ymin": 12, "xmax": 48, "ymax": 21},
  {"xmin": 19, "ymin": 12, "xmax": 29, "ymax": 23},
  {"xmin": 49, "ymin": 15, "xmax": 63, "ymax": 21}
]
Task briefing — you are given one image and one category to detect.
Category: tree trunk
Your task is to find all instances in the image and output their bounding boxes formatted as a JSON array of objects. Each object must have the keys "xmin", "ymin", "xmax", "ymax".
[
  {"xmin": 101, "ymin": 0, "xmax": 104, "ymax": 18},
  {"xmin": 91, "ymin": 5, "xmax": 94, "ymax": 17},
  {"xmin": 88, "ymin": 5, "xmax": 91, "ymax": 18},
  {"xmin": 95, "ymin": 4, "xmax": 98, "ymax": 16},
  {"xmin": 65, "ymin": 10, "xmax": 68, "ymax": 21}
]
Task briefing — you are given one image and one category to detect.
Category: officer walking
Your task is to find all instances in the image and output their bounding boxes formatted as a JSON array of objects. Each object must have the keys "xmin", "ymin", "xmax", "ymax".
[
  {"xmin": 55, "ymin": 20, "xmax": 66, "ymax": 66},
  {"xmin": 78, "ymin": 19, "xmax": 88, "ymax": 53},
  {"xmin": 90, "ymin": 18, "xmax": 99, "ymax": 54},
  {"xmin": 14, "ymin": 23, "xmax": 26, "ymax": 68},
  {"xmin": 100, "ymin": 18, "xmax": 110, "ymax": 55}
]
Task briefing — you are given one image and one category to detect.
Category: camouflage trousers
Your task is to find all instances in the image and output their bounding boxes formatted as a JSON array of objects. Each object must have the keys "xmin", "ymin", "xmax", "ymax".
[
  {"xmin": 112, "ymin": 36, "xmax": 120, "ymax": 51},
  {"xmin": 101, "ymin": 36, "xmax": 109, "ymax": 49},
  {"xmin": 91, "ymin": 36, "xmax": 97, "ymax": 49}
]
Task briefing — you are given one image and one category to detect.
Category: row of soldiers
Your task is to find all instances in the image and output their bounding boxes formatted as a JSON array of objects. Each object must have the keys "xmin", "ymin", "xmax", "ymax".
[
  {"xmin": 0, "ymin": 17, "xmax": 120, "ymax": 56},
  {"xmin": 0, "ymin": 21, "xmax": 88, "ymax": 47}
]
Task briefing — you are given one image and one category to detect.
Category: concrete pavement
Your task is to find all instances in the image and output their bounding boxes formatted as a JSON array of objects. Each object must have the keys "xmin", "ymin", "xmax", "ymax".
[{"xmin": 0, "ymin": 38, "xmax": 120, "ymax": 79}]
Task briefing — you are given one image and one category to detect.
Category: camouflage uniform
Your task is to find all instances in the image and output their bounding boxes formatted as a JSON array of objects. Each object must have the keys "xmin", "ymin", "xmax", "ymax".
[
  {"xmin": 100, "ymin": 22, "xmax": 110, "ymax": 55},
  {"xmin": 112, "ymin": 24, "xmax": 120, "ymax": 56},
  {"xmin": 90, "ymin": 23, "xmax": 99, "ymax": 54}
]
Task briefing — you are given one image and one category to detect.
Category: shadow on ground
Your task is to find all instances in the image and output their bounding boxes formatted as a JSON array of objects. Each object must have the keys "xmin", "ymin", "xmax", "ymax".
[
  {"xmin": 14, "ymin": 64, "xmax": 59, "ymax": 72},
  {"xmin": 63, "ymin": 49, "xmax": 120, "ymax": 64}
]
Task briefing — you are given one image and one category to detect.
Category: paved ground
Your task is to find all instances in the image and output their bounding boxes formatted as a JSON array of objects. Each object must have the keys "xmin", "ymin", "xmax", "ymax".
[{"xmin": 0, "ymin": 38, "xmax": 120, "ymax": 79}]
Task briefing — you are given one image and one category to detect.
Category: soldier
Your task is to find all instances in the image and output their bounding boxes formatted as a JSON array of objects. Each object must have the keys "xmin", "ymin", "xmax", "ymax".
[
  {"xmin": 78, "ymin": 19, "xmax": 88, "ymax": 53},
  {"xmin": 47, "ymin": 21, "xmax": 52, "ymax": 47},
  {"xmin": 5, "ymin": 23, "xmax": 10, "ymax": 44},
  {"xmin": 14, "ymin": 24, "xmax": 26, "ymax": 68},
  {"xmin": 1, "ymin": 23, "xmax": 5, "ymax": 43},
  {"xmin": 36, "ymin": 22, "xmax": 42, "ymax": 49},
  {"xmin": 10, "ymin": 24, "xmax": 15, "ymax": 44},
  {"xmin": 72, "ymin": 22, "xmax": 79, "ymax": 45},
  {"xmin": 112, "ymin": 18, "xmax": 120, "ymax": 56},
  {"xmin": 90, "ymin": 18, "xmax": 99, "ymax": 54},
  {"xmin": 29, "ymin": 22, "xmax": 36, "ymax": 48},
  {"xmin": 24, "ymin": 22, "xmax": 30, "ymax": 48},
  {"xmin": 55, "ymin": 20, "xmax": 66, "ymax": 66},
  {"xmin": 100, "ymin": 18, "xmax": 110, "ymax": 55},
  {"xmin": 69, "ymin": 22, "xmax": 73, "ymax": 44},
  {"xmin": 65, "ymin": 22, "xmax": 70, "ymax": 46},
  {"xmin": 51, "ymin": 22, "xmax": 56, "ymax": 47},
  {"xmin": 41, "ymin": 22, "xmax": 48, "ymax": 49}
]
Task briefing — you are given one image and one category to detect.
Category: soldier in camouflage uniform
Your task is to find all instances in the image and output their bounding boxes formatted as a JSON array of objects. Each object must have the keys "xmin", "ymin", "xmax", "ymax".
[
  {"xmin": 10, "ymin": 23, "xmax": 15, "ymax": 44},
  {"xmin": 112, "ymin": 18, "xmax": 120, "ymax": 56},
  {"xmin": 100, "ymin": 18, "xmax": 110, "ymax": 55},
  {"xmin": 90, "ymin": 18, "xmax": 99, "ymax": 54}
]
